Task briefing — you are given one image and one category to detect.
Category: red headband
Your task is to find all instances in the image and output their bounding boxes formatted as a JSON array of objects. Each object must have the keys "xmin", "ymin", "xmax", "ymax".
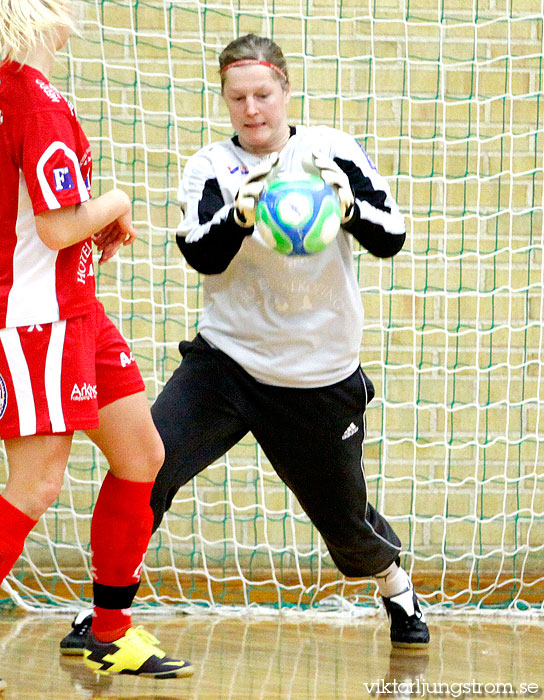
[{"xmin": 220, "ymin": 59, "xmax": 287, "ymax": 82}]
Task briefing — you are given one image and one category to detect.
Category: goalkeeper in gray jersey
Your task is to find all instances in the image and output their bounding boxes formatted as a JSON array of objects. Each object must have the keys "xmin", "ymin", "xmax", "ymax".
[{"xmin": 61, "ymin": 33, "xmax": 429, "ymax": 654}]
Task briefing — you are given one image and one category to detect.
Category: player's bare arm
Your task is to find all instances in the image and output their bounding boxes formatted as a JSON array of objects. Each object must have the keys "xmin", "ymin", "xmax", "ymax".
[
  {"xmin": 35, "ymin": 188, "xmax": 136, "ymax": 261},
  {"xmin": 92, "ymin": 208, "xmax": 137, "ymax": 264}
]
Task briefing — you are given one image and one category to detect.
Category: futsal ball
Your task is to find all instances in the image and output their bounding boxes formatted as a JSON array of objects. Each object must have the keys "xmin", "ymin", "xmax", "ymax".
[{"xmin": 256, "ymin": 174, "xmax": 341, "ymax": 256}]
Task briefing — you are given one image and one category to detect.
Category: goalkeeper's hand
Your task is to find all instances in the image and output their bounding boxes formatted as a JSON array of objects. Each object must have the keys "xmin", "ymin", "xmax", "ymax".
[
  {"xmin": 234, "ymin": 152, "xmax": 280, "ymax": 228},
  {"xmin": 303, "ymin": 150, "xmax": 355, "ymax": 224}
]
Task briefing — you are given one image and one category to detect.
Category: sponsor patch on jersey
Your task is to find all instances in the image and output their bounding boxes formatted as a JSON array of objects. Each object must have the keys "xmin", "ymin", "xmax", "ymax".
[
  {"xmin": 53, "ymin": 166, "xmax": 75, "ymax": 192},
  {"xmin": 76, "ymin": 241, "xmax": 93, "ymax": 284},
  {"xmin": 0, "ymin": 374, "xmax": 7, "ymax": 419},
  {"xmin": 35, "ymin": 78, "xmax": 61, "ymax": 103},
  {"xmin": 228, "ymin": 164, "xmax": 249, "ymax": 175},
  {"xmin": 120, "ymin": 351, "xmax": 135, "ymax": 368}
]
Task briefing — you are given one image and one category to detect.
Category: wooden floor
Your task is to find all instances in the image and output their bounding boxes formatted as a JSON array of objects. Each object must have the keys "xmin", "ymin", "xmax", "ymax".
[{"xmin": 0, "ymin": 609, "xmax": 542, "ymax": 698}]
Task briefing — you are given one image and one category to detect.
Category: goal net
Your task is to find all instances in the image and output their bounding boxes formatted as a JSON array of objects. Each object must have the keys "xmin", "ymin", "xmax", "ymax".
[{"xmin": 2, "ymin": 0, "xmax": 543, "ymax": 615}]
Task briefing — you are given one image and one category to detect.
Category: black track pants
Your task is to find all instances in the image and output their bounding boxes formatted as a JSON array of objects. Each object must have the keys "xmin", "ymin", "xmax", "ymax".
[{"xmin": 150, "ymin": 335, "xmax": 401, "ymax": 577}]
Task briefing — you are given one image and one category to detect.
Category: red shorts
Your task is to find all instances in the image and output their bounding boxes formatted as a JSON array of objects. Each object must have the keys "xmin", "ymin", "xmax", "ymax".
[{"xmin": 0, "ymin": 301, "xmax": 145, "ymax": 439}]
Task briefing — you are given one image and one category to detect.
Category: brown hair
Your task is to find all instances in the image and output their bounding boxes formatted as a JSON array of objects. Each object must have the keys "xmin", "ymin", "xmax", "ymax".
[{"xmin": 219, "ymin": 34, "xmax": 289, "ymax": 92}]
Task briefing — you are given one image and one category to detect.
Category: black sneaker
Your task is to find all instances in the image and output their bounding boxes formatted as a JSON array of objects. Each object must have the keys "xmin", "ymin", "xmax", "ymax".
[
  {"xmin": 382, "ymin": 586, "xmax": 430, "ymax": 649},
  {"xmin": 59, "ymin": 610, "xmax": 92, "ymax": 656}
]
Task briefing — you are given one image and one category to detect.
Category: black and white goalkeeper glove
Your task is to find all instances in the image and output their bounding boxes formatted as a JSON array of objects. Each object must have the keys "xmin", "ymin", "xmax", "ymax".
[
  {"xmin": 303, "ymin": 150, "xmax": 355, "ymax": 224},
  {"xmin": 234, "ymin": 152, "xmax": 280, "ymax": 228}
]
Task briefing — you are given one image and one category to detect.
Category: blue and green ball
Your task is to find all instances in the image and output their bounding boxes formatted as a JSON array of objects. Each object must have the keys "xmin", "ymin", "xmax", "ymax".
[{"xmin": 256, "ymin": 174, "xmax": 341, "ymax": 256}]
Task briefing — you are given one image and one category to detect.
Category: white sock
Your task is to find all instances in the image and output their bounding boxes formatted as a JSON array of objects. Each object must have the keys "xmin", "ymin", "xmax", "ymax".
[{"xmin": 375, "ymin": 562, "xmax": 411, "ymax": 598}]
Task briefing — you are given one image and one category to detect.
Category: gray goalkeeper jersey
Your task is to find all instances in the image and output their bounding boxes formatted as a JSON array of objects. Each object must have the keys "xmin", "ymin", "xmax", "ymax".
[{"xmin": 176, "ymin": 125, "xmax": 405, "ymax": 388}]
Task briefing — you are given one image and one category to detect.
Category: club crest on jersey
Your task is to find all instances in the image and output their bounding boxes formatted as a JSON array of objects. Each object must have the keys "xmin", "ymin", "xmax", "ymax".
[
  {"xmin": 53, "ymin": 167, "xmax": 75, "ymax": 192},
  {"xmin": 71, "ymin": 383, "xmax": 97, "ymax": 402},
  {"xmin": 0, "ymin": 374, "xmax": 7, "ymax": 419}
]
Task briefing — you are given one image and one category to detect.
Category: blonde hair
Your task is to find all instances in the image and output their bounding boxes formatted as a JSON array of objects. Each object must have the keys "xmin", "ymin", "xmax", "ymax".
[{"xmin": 0, "ymin": 0, "xmax": 74, "ymax": 62}]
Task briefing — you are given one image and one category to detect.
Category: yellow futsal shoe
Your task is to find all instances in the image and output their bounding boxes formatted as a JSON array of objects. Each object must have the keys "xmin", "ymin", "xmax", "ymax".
[{"xmin": 84, "ymin": 626, "xmax": 194, "ymax": 678}]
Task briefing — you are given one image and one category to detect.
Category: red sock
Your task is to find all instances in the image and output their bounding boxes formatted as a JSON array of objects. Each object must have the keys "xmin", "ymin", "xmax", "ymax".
[
  {"xmin": 92, "ymin": 606, "xmax": 133, "ymax": 643},
  {"xmin": 90, "ymin": 472, "xmax": 154, "ymax": 642},
  {"xmin": 0, "ymin": 496, "xmax": 37, "ymax": 583}
]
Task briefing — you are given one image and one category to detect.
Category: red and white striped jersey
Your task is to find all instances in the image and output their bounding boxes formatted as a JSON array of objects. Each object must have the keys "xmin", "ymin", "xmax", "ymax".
[{"xmin": 0, "ymin": 61, "xmax": 96, "ymax": 329}]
